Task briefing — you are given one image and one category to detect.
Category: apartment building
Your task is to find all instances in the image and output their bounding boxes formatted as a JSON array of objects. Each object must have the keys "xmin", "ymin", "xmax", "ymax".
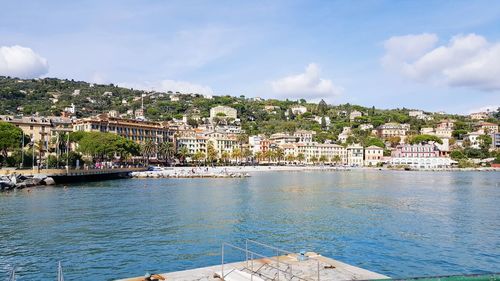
[
  {"xmin": 376, "ymin": 123, "xmax": 410, "ymax": 138},
  {"xmin": 364, "ymin": 145, "xmax": 383, "ymax": 166},
  {"xmin": 73, "ymin": 114, "xmax": 172, "ymax": 144},
  {"xmin": 0, "ymin": 115, "xmax": 73, "ymax": 144},
  {"xmin": 347, "ymin": 144, "xmax": 364, "ymax": 166},
  {"xmin": 390, "ymin": 144, "xmax": 451, "ymax": 169}
]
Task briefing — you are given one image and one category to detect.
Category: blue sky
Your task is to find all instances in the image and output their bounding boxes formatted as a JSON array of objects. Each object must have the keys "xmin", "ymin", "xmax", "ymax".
[{"xmin": 1, "ymin": 0, "xmax": 499, "ymax": 113}]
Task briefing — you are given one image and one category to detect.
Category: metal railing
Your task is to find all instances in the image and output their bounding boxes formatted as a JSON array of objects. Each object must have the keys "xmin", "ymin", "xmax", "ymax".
[
  {"xmin": 220, "ymin": 240, "xmax": 322, "ymax": 281},
  {"xmin": 5, "ymin": 261, "xmax": 64, "ymax": 281}
]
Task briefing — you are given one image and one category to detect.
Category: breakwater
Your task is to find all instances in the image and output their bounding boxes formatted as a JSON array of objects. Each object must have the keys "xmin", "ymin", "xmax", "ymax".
[
  {"xmin": 0, "ymin": 174, "xmax": 55, "ymax": 191},
  {"xmin": 131, "ymin": 167, "xmax": 250, "ymax": 178}
]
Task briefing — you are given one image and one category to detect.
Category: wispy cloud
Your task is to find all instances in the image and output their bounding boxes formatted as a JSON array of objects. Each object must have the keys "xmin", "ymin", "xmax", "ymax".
[
  {"xmin": 382, "ymin": 33, "xmax": 500, "ymax": 91},
  {"xmin": 0, "ymin": 45, "xmax": 48, "ymax": 78},
  {"xmin": 119, "ymin": 79, "xmax": 213, "ymax": 96},
  {"xmin": 270, "ymin": 63, "xmax": 342, "ymax": 102}
]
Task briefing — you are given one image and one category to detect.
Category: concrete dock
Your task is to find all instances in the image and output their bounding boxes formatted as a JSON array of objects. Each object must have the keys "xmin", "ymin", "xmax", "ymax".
[{"xmin": 116, "ymin": 252, "xmax": 389, "ymax": 281}]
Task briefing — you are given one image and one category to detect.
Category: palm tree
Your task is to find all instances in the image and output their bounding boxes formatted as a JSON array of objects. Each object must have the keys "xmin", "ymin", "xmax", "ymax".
[
  {"xmin": 254, "ymin": 151, "xmax": 263, "ymax": 164},
  {"xmin": 221, "ymin": 150, "xmax": 230, "ymax": 165},
  {"xmin": 263, "ymin": 150, "xmax": 273, "ymax": 164},
  {"xmin": 140, "ymin": 140, "xmax": 157, "ymax": 165},
  {"xmin": 310, "ymin": 156, "xmax": 318, "ymax": 165},
  {"xmin": 297, "ymin": 153, "xmax": 305, "ymax": 164},
  {"xmin": 242, "ymin": 148, "xmax": 252, "ymax": 163},
  {"xmin": 274, "ymin": 148, "xmax": 284, "ymax": 165},
  {"xmin": 231, "ymin": 147, "xmax": 242, "ymax": 164},
  {"xmin": 158, "ymin": 141, "xmax": 175, "ymax": 165},
  {"xmin": 332, "ymin": 155, "xmax": 341, "ymax": 166},
  {"xmin": 206, "ymin": 141, "xmax": 218, "ymax": 166},
  {"xmin": 319, "ymin": 155, "xmax": 328, "ymax": 164},
  {"xmin": 192, "ymin": 151, "xmax": 205, "ymax": 166},
  {"xmin": 177, "ymin": 146, "xmax": 190, "ymax": 165},
  {"xmin": 285, "ymin": 154, "xmax": 295, "ymax": 164}
]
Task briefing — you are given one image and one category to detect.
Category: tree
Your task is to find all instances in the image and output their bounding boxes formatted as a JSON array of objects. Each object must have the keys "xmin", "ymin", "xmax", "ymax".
[
  {"xmin": 177, "ymin": 146, "xmax": 190, "ymax": 165},
  {"xmin": 409, "ymin": 134, "xmax": 443, "ymax": 145},
  {"xmin": 221, "ymin": 150, "xmax": 230, "ymax": 165},
  {"xmin": 274, "ymin": 148, "xmax": 284, "ymax": 164},
  {"xmin": 158, "ymin": 141, "xmax": 175, "ymax": 164},
  {"xmin": 332, "ymin": 155, "xmax": 341, "ymax": 165},
  {"xmin": 317, "ymin": 99, "xmax": 328, "ymax": 115},
  {"xmin": 0, "ymin": 121, "xmax": 24, "ymax": 164},
  {"xmin": 231, "ymin": 147, "xmax": 242, "ymax": 163},
  {"xmin": 206, "ymin": 141, "xmax": 218, "ymax": 165},
  {"xmin": 387, "ymin": 136, "xmax": 401, "ymax": 147},
  {"xmin": 450, "ymin": 150, "xmax": 466, "ymax": 160},
  {"xmin": 140, "ymin": 140, "xmax": 157, "ymax": 165},
  {"xmin": 319, "ymin": 155, "xmax": 328, "ymax": 164},
  {"xmin": 297, "ymin": 153, "xmax": 305, "ymax": 164},
  {"xmin": 192, "ymin": 151, "xmax": 205, "ymax": 166},
  {"xmin": 364, "ymin": 137, "xmax": 385, "ymax": 148},
  {"xmin": 281, "ymin": 154, "xmax": 291, "ymax": 162},
  {"xmin": 478, "ymin": 134, "xmax": 492, "ymax": 151},
  {"xmin": 242, "ymin": 148, "xmax": 252, "ymax": 163},
  {"xmin": 310, "ymin": 156, "xmax": 318, "ymax": 164}
]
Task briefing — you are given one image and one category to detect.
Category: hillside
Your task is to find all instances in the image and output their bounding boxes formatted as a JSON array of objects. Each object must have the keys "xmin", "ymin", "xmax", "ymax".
[{"xmin": 1, "ymin": 76, "xmax": 498, "ymax": 140}]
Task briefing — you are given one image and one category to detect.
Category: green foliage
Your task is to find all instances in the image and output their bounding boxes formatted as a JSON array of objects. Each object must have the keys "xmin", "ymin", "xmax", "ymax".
[
  {"xmin": 409, "ymin": 134, "xmax": 443, "ymax": 145},
  {"xmin": 75, "ymin": 131, "xmax": 140, "ymax": 162},
  {"xmin": 450, "ymin": 150, "xmax": 466, "ymax": 160},
  {"xmin": 0, "ymin": 121, "xmax": 25, "ymax": 162},
  {"xmin": 363, "ymin": 137, "xmax": 385, "ymax": 148},
  {"xmin": 478, "ymin": 134, "xmax": 492, "ymax": 151}
]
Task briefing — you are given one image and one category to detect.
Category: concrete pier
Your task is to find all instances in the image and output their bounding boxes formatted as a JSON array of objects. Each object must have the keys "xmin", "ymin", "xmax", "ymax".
[
  {"xmin": 0, "ymin": 168, "xmax": 146, "ymax": 184},
  {"xmin": 116, "ymin": 252, "xmax": 389, "ymax": 281}
]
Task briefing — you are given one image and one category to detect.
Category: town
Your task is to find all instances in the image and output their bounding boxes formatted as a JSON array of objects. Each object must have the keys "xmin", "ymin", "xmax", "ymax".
[{"xmin": 1, "ymin": 77, "xmax": 499, "ymax": 171}]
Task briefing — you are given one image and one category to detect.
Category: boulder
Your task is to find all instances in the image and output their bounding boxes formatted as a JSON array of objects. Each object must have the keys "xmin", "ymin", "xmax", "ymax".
[
  {"xmin": 43, "ymin": 177, "xmax": 56, "ymax": 185},
  {"xmin": 15, "ymin": 182, "xmax": 27, "ymax": 189},
  {"xmin": 23, "ymin": 177, "xmax": 43, "ymax": 187}
]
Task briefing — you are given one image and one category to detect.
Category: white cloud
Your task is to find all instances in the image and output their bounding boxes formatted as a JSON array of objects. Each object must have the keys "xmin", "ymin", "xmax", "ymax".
[
  {"xmin": 270, "ymin": 63, "xmax": 342, "ymax": 101},
  {"xmin": 382, "ymin": 33, "xmax": 500, "ymax": 91},
  {"xmin": 467, "ymin": 104, "xmax": 499, "ymax": 114},
  {"xmin": 119, "ymin": 79, "xmax": 214, "ymax": 96},
  {"xmin": 0, "ymin": 45, "xmax": 49, "ymax": 78}
]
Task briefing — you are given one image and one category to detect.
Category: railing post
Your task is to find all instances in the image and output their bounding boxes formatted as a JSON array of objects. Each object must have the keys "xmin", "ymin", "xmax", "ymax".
[
  {"xmin": 251, "ymin": 252, "xmax": 254, "ymax": 281},
  {"xmin": 221, "ymin": 243, "xmax": 224, "ymax": 279},
  {"xmin": 246, "ymin": 239, "xmax": 249, "ymax": 267},
  {"xmin": 317, "ymin": 260, "xmax": 320, "ymax": 281},
  {"xmin": 277, "ymin": 249, "xmax": 280, "ymax": 281}
]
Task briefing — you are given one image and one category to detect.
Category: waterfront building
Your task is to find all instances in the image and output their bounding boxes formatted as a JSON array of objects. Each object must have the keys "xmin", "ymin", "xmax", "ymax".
[
  {"xmin": 176, "ymin": 129, "xmax": 207, "ymax": 155},
  {"xmin": 295, "ymin": 143, "xmax": 347, "ymax": 164},
  {"xmin": 204, "ymin": 131, "xmax": 240, "ymax": 156},
  {"xmin": 209, "ymin": 106, "xmax": 237, "ymax": 119},
  {"xmin": 0, "ymin": 115, "xmax": 73, "ymax": 144},
  {"xmin": 376, "ymin": 123, "xmax": 410, "ymax": 139},
  {"xmin": 346, "ymin": 144, "xmax": 364, "ymax": 166},
  {"xmin": 390, "ymin": 143, "xmax": 451, "ymax": 169},
  {"xmin": 349, "ymin": 110, "xmax": 362, "ymax": 121},
  {"xmin": 248, "ymin": 135, "xmax": 262, "ymax": 155},
  {"xmin": 73, "ymin": 114, "xmax": 172, "ymax": 144},
  {"xmin": 364, "ymin": 145, "xmax": 383, "ymax": 166}
]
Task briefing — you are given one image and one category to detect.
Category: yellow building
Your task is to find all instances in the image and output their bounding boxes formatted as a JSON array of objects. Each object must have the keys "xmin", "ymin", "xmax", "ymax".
[
  {"xmin": 73, "ymin": 114, "xmax": 173, "ymax": 144},
  {"xmin": 0, "ymin": 115, "xmax": 73, "ymax": 144}
]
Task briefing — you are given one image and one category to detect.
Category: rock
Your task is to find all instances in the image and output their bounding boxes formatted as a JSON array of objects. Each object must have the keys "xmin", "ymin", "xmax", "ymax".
[
  {"xmin": 1, "ymin": 181, "xmax": 15, "ymax": 190},
  {"xmin": 43, "ymin": 177, "xmax": 56, "ymax": 185},
  {"xmin": 23, "ymin": 177, "xmax": 43, "ymax": 187},
  {"xmin": 15, "ymin": 182, "xmax": 27, "ymax": 189}
]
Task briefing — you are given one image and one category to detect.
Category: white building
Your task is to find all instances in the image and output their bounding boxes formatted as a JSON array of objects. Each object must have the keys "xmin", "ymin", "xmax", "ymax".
[
  {"xmin": 210, "ymin": 106, "xmax": 238, "ymax": 119},
  {"xmin": 364, "ymin": 145, "xmax": 383, "ymax": 166},
  {"xmin": 349, "ymin": 110, "xmax": 362, "ymax": 121},
  {"xmin": 314, "ymin": 116, "xmax": 331, "ymax": 127},
  {"xmin": 347, "ymin": 144, "xmax": 364, "ymax": 166},
  {"xmin": 290, "ymin": 106, "xmax": 307, "ymax": 115}
]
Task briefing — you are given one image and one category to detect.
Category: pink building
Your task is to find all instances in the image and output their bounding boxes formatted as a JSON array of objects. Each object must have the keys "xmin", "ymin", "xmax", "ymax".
[{"xmin": 391, "ymin": 144, "xmax": 441, "ymax": 158}]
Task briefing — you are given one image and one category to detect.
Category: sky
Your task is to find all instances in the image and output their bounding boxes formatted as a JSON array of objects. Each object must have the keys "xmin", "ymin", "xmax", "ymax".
[{"xmin": 1, "ymin": 0, "xmax": 499, "ymax": 114}]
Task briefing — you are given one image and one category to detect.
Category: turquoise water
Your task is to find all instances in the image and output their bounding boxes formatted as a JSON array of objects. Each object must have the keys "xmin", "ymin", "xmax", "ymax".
[{"xmin": 1, "ymin": 170, "xmax": 499, "ymax": 280}]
